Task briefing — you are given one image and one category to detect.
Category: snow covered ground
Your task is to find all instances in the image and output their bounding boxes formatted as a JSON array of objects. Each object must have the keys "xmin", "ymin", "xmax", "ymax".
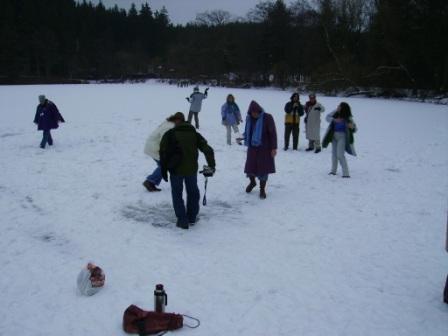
[{"xmin": 0, "ymin": 82, "xmax": 447, "ymax": 336}]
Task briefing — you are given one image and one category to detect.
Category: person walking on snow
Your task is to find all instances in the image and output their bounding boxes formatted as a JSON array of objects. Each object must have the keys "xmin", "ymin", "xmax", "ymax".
[
  {"xmin": 221, "ymin": 94, "xmax": 243, "ymax": 145},
  {"xmin": 186, "ymin": 86, "xmax": 209, "ymax": 129},
  {"xmin": 142, "ymin": 114, "xmax": 177, "ymax": 192},
  {"xmin": 160, "ymin": 112, "xmax": 215, "ymax": 229},
  {"xmin": 244, "ymin": 101, "xmax": 277, "ymax": 199},
  {"xmin": 33, "ymin": 95, "xmax": 65, "ymax": 149},
  {"xmin": 283, "ymin": 92, "xmax": 304, "ymax": 150},
  {"xmin": 305, "ymin": 93, "xmax": 325, "ymax": 153},
  {"xmin": 322, "ymin": 102, "xmax": 357, "ymax": 178}
]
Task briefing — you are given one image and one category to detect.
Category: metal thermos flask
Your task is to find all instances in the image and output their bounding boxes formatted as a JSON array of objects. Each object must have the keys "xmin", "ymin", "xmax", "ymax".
[{"xmin": 154, "ymin": 284, "xmax": 168, "ymax": 313}]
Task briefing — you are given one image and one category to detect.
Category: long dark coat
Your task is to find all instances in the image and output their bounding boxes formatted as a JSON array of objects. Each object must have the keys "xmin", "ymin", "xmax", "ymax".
[
  {"xmin": 34, "ymin": 100, "xmax": 65, "ymax": 131},
  {"xmin": 244, "ymin": 113, "xmax": 277, "ymax": 176}
]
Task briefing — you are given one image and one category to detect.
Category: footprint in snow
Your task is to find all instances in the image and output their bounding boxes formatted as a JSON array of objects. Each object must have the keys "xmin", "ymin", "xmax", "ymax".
[
  {"xmin": 1, "ymin": 132, "xmax": 22, "ymax": 138},
  {"xmin": 121, "ymin": 201, "xmax": 176, "ymax": 227}
]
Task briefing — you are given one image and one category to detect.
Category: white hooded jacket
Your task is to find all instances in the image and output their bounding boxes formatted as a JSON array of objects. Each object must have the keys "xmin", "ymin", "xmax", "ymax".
[{"xmin": 144, "ymin": 120, "xmax": 175, "ymax": 160}]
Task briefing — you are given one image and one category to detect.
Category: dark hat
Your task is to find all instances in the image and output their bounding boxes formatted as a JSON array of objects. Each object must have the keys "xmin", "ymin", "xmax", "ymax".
[
  {"xmin": 290, "ymin": 92, "xmax": 299, "ymax": 100},
  {"xmin": 308, "ymin": 92, "xmax": 316, "ymax": 98},
  {"xmin": 248, "ymin": 100, "xmax": 262, "ymax": 115},
  {"xmin": 167, "ymin": 112, "xmax": 185, "ymax": 122}
]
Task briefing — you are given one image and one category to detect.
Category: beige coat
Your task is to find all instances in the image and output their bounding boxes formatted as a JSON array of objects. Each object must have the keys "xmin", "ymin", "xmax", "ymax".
[
  {"xmin": 305, "ymin": 102, "xmax": 325, "ymax": 141},
  {"xmin": 144, "ymin": 121, "xmax": 174, "ymax": 160}
]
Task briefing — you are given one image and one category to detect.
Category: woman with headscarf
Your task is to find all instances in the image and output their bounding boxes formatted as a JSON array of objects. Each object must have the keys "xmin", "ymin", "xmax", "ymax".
[{"xmin": 243, "ymin": 101, "xmax": 277, "ymax": 199}]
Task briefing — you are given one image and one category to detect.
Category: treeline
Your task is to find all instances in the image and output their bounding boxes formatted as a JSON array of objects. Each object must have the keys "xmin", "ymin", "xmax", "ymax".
[
  {"xmin": 0, "ymin": 0, "xmax": 170, "ymax": 82},
  {"xmin": 1, "ymin": 0, "xmax": 447, "ymax": 93}
]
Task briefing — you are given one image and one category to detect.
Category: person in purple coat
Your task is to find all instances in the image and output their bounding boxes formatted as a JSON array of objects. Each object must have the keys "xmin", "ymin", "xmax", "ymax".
[
  {"xmin": 33, "ymin": 95, "xmax": 65, "ymax": 148},
  {"xmin": 244, "ymin": 100, "xmax": 277, "ymax": 199}
]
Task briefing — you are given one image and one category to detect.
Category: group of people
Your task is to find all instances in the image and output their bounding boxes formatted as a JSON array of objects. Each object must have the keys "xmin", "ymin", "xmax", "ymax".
[
  {"xmin": 31, "ymin": 87, "xmax": 357, "ymax": 230},
  {"xmin": 141, "ymin": 87, "xmax": 357, "ymax": 229},
  {"xmin": 282, "ymin": 92, "xmax": 356, "ymax": 177}
]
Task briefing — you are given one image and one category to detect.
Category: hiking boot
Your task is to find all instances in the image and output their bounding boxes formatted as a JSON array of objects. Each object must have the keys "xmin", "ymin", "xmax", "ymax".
[
  {"xmin": 143, "ymin": 180, "xmax": 161, "ymax": 192},
  {"xmin": 342, "ymin": 175, "xmax": 351, "ymax": 178},
  {"xmin": 328, "ymin": 172, "xmax": 336, "ymax": 176},
  {"xmin": 259, "ymin": 180, "xmax": 267, "ymax": 199},
  {"xmin": 305, "ymin": 147, "xmax": 314, "ymax": 152},
  {"xmin": 176, "ymin": 221, "xmax": 189, "ymax": 229},
  {"xmin": 246, "ymin": 177, "xmax": 257, "ymax": 193},
  {"xmin": 188, "ymin": 216, "xmax": 197, "ymax": 226},
  {"xmin": 314, "ymin": 148, "xmax": 321, "ymax": 153}
]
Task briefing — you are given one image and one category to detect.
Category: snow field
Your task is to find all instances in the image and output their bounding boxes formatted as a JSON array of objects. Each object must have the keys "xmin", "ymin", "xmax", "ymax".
[{"xmin": 0, "ymin": 82, "xmax": 447, "ymax": 335}]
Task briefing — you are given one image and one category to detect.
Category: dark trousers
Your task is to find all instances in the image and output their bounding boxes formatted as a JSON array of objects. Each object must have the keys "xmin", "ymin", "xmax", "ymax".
[
  {"xmin": 170, "ymin": 174, "xmax": 200, "ymax": 225},
  {"xmin": 284, "ymin": 124, "xmax": 299, "ymax": 150},
  {"xmin": 40, "ymin": 130, "xmax": 53, "ymax": 148},
  {"xmin": 188, "ymin": 111, "xmax": 199, "ymax": 129}
]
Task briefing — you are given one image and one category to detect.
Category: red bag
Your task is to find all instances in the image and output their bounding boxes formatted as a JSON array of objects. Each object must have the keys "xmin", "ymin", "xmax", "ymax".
[{"xmin": 123, "ymin": 305, "xmax": 183, "ymax": 335}]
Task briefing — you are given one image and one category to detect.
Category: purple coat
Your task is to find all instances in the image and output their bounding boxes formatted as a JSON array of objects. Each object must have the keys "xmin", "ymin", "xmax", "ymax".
[
  {"xmin": 244, "ymin": 113, "xmax": 277, "ymax": 176},
  {"xmin": 34, "ymin": 100, "xmax": 65, "ymax": 131}
]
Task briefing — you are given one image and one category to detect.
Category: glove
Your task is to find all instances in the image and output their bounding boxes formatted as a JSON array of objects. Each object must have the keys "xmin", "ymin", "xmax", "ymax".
[
  {"xmin": 200, "ymin": 165, "xmax": 215, "ymax": 177},
  {"xmin": 315, "ymin": 107, "xmax": 321, "ymax": 111},
  {"xmin": 205, "ymin": 88, "xmax": 209, "ymax": 92},
  {"xmin": 185, "ymin": 97, "xmax": 190, "ymax": 102}
]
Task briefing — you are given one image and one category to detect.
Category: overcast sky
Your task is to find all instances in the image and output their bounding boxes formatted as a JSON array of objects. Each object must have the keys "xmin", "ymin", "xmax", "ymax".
[{"xmin": 94, "ymin": 0, "xmax": 295, "ymax": 24}]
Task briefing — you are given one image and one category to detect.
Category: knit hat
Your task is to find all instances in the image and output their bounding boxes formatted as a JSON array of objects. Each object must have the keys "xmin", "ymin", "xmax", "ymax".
[
  {"xmin": 167, "ymin": 112, "xmax": 185, "ymax": 122},
  {"xmin": 193, "ymin": 86, "xmax": 199, "ymax": 92},
  {"xmin": 38, "ymin": 95, "xmax": 46, "ymax": 103},
  {"xmin": 248, "ymin": 100, "xmax": 262, "ymax": 115},
  {"xmin": 308, "ymin": 92, "xmax": 316, "ymax": 98}
]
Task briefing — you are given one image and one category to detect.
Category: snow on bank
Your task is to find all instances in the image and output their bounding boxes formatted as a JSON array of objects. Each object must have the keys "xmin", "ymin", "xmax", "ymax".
[{"xmin": 0, "ymin": 82, "xmax": 447, "ymax": 335}]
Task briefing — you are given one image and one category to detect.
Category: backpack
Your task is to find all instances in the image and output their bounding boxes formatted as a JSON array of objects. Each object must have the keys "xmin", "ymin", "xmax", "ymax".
[{"xmin": 123, "ymin": 305, "xmax": 183, "ymax": 335}]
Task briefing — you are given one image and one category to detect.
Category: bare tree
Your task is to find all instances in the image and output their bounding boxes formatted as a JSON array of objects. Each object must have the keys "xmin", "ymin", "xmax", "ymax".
[
  {"xmin": 246, "ymin": 1, "xmax": 275, "ymax": 22},
  {"xmin": 195, "ymin": 10, "xmax": 233, "ymax": 26}
]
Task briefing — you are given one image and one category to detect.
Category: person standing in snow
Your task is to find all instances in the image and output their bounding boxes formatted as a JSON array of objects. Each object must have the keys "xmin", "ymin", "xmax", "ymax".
[
  {"xmin": 305, "ymin": 93, "xmax": 325, "ymax": 153},
  {"xmin": 322, "ymin": 102, "xmax": 357, "ymax": 178},
  {"xmin": 160, "ymin": 112, "xmax": 215, "ymax": 229},
  {"xmin": 142, "ymin": 115, "xmax": 177, "ymax": 192},
  {"xmin": 244, "ymin": 101, "xmax": 277, "ymax": 199},
  {"xmin": 221, "ymin": 94, "xmax": 243, "ymax": 145},
  {"xmin": 283, "ymin": 93, "xmax": 304, "ymax": 151},
  {"xmin": 33, "ymin": 95, "xmax": 65, "ymax": 148},
  {"xmin": 186, "ymin": 86, "xmax": 209, "ymax": 129}
]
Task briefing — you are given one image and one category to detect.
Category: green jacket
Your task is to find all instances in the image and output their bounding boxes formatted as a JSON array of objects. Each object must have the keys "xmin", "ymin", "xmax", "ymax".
[
  {"xmin": 322, "ymin": 111, "xmax": 357, "ymax": 156},
  {"xmin": 160, "ymin": 123, "xmax": 215, "ymax": 179}
]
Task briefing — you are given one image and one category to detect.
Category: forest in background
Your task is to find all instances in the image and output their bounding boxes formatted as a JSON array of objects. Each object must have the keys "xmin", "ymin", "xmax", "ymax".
[{"xmin": 1, "ymin": 0, "xmax": 447, "ymax": 96}]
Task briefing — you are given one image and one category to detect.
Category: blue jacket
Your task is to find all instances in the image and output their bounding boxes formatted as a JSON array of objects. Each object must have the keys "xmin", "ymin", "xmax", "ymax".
[
  {"xmin": 34, "ymin": 100, "xmax": 65, "ymax": 131},
  {"xmin": 221, "ymin": 102, "xmax": 242, "ymax": 126}
]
